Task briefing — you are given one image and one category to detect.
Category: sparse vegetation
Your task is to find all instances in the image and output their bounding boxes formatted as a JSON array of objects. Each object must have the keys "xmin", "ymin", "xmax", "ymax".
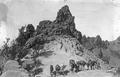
[
  {"xmin": 101, "ymin": 56, "xmax": 110, "ymax": 64},
  {"xmin": 16, "ymin": 24, "xmax": 35, "ymax": 46}
]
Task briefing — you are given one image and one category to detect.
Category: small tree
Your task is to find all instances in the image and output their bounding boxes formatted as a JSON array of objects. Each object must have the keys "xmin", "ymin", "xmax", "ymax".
[
  {"xmin": 94, "ymin": 35, "xmax": 102, "ymax": 48},
  {"xmin": 81, "ymin": 35, "xmax": 87, "ymax": 44},
  {"xmin": 16, "ymin": 24, "xmax": 35, "ymax": 46},
  {"xmin": 102, "ymin": 56, "xmax": 110, "ymax": 64},
  {"xmin": 1, "ymin": 38, "xmax": 10, "ymax": 59},
  {"xmin": 16, "ymin": 26, "xmax": 26, "ymax": 46},
  {"xmin": 98, "ymin": 48, "xmax": 103, "ymax": 59},
  {"xmin": 26, "ymin": 24, "xmax": 35, "ymax": 37}
]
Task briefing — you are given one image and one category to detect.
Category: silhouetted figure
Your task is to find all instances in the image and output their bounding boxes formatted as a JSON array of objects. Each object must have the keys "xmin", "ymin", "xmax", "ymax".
[
  {"xmin": 69, "ymin": 59, "xmax": 76, "ymax": 72},
  {"xmin": 87, "ymin": 60, "xmax": 92, "ymax": 70},
  {"xmin": 55, "ymin": 64, "xmax": 61, "ymax": 76},
  {"xmin": 74, "ymin": 63, "xmax": 79, "ymax": 73},
  {"xmin": 0, "ymin": 67, "xmax": 2, "ymax": 75},
  {"xmin": 76, "ymin": 60, "xmax": 86, "ymax": 71},
  {"xmin": 50, "ymin": 65, "xmax": 54, "ymax": 77}
]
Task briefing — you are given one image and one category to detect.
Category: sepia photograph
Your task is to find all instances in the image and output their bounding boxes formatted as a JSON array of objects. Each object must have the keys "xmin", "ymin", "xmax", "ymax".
[{"xmin": 0, "ymin": 0, "xmax": 120, "ymax": 77}]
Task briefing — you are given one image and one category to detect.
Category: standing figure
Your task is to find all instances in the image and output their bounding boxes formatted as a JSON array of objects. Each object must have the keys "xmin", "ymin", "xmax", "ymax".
[
  {"xmin": 0, "ymin": 67, "xmax": 2, "ymax": 75},
  {"xmin": 87, "ymin": 60, "xmax": 93, "ymax": 70},
  {"xmin": 87, "ymin": 60, "xmax": 91, "ymax": 70},
  {"xmin": 50, "ymin": 65, "xmax": 54, "ymax": 77},
  {"xmin": 74, "ymin": 63, "xmax": 79, "ymax": 73},
  {"xmin": 69, "ymin": 59, "xmax": 76, "ymax": 72},
  {"xmin": 91, "ymin": 61, "xmax": 97, "ymax": 70},
  {"xmin": 55, "ymin": 64, "xmax": 61, "ymax": 76}
]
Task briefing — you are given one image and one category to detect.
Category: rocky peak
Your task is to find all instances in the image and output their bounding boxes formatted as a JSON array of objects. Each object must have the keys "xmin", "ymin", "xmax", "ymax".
[
  {"xmin": 26, "ymin": 5, "xmax": 82, "ymax": 49},
  {"xmin": 54, "ymin": 5, "xmax": 73, "ymax": 24},
  {"xmin": 116, "ymin": 36, "xmax": 120, "ymax": 41}
]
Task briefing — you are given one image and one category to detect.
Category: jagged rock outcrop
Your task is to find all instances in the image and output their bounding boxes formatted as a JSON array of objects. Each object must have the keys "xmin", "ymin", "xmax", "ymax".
[
  {"xmin": 54, "ymin": 5, "xmax": 73, "ymax": 23},
  {"xmin": 81, "ymin": 35, "xmax": 109, "ymax": 50},
  {"xmin": 81, "ymin": 35, "xmax": 110, "ymax": 65},
  {"xmin": 36, "ymin": 20, "xmax": 52, "ymax": 35},
  {"xmin": 16, "ymin": 24, "xmax": 35, "ymax": 46},
  {"xmin": 26, "ymin": 5, "xmax": 82, "ymax": 49}
]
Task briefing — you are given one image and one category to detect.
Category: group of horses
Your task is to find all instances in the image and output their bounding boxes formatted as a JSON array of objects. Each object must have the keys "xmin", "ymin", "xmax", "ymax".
[
  {"xmin": 69, "ymin": 59, "xmax": 101, "ymax": 72},
  {"xmin": 50, "ymin": 59, "xmax": 101, "ymax": 77},
  {"xmin": 50, "ymin": 64, "xmax": 69, "ymax": 77}
]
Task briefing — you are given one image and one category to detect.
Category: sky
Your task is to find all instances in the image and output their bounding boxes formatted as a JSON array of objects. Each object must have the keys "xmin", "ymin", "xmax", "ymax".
[{"xmin": 0, "ymin": 0, "xmax": 120, "ymax": 46}]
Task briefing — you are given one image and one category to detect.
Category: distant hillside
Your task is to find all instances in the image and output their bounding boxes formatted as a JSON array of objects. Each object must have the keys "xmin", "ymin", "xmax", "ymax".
[{"xmin": 81, "ymin": 34, "xmax": 120, "ymax": 68}]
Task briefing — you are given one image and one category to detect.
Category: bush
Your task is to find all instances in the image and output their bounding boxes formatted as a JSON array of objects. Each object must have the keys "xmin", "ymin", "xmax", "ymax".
[
  {"xmin": 0, "ymin": 38, "xmax": 11, "ymax": 59},
  {"xmin": 33, "ymin": 68, "xmax": 43, "ymax": 76},
  {"xmin": 102, "ymin": 56, "xmax": 110, "ymax": 64},
  {"xmin": 16, "ymin": 24, "xmax": 35, "ymax": 46}
]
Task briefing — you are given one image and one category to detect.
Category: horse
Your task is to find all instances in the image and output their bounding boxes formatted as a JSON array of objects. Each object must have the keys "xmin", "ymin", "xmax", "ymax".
[
  {"xmin": 87, "ymin": 60, "xmax": 97, "ymax": 70},
  {"xmin": 95, "ymin": 62, "xmax": 101, "ymax": 70},
  {"xmin": 76, "ymin": 60, "xmax": 86, "ymax": 71},
  {"xmin": 58, "ymin": 64, "xmax": 70, "ymax": 76},
  {"xmin": 55, "ymin": 64, "xmax": 61, "ymax": 76},
  {"xmin": 58, "ymin": 70, "xmax": 70, "ymax": 76},
  {"xmin": 55, "ymin": 64, "xmax": 61, "ymax": 72}
]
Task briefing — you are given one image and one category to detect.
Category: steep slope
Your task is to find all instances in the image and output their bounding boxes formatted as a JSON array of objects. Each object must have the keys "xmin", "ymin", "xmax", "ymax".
[
  {"xmin": 103, "ymin": 37, "xmax": 120, "ymax": 67},
  {"xmin": 88, "ymin": 35, "xmax": 120, "ymax": 68},
  {"xmin": 33, "ymin": 35, "xmax": 112, "ymax": 77},
  {"xmin": 35, "ymin": 35, "xmax": 84, "ymax": 76},
  {"xmin": 25, "ymin": 5, "xmax": 82, "ymax": 49}
]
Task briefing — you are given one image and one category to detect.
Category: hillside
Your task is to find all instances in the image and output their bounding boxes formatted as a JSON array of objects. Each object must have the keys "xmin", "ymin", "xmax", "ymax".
[
  {"xmin": 0, "ymin": 5, "xmax": 118, "ymax": 77},
  {"xmin": 82, "ymin": 35, "xmax": 120, "ymax": 68}
]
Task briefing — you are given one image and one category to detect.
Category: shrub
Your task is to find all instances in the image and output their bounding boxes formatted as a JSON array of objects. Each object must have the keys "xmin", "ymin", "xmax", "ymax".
[
  {"xmin": 16, "ymin": 24, "xmax": 35, "ymax": 46},
  {"xmin": 102, "ymin": 56, "xmax": 110, "ymax": 64}
]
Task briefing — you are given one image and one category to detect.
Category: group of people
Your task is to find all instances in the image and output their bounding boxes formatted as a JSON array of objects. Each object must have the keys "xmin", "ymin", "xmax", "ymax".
[
  {"xmin": 50, "ymin": 59, "xmax": 101, "ymax": 77},
  {"xmin": 50, "ymin": 64, "xmax": 69, "ymax": 77},
  {"xmin": 69, "ymin": 59, "xmax": 101, "ymax": 72}
]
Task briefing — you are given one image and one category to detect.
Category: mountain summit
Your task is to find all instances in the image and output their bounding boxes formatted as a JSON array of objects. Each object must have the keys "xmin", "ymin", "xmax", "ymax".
[
  {"xmin": 54, "ymin": 5, "xmax": 73, "ymax": 23},
  {"xmin": 25, "ymin": 5, "xmax": 82, "ymax": 49}
]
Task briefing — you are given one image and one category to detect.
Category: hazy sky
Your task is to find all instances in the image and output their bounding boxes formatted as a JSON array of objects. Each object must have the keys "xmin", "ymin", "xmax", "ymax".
[{"xmin": 0, "ymin": 0, "xmax": 120, "ymax": 46}]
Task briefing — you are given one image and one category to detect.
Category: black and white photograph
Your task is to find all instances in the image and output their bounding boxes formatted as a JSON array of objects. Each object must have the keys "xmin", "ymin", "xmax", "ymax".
[{"xmin": 0, "ymin": 0, "xmax": 120, "ymax": 77}]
